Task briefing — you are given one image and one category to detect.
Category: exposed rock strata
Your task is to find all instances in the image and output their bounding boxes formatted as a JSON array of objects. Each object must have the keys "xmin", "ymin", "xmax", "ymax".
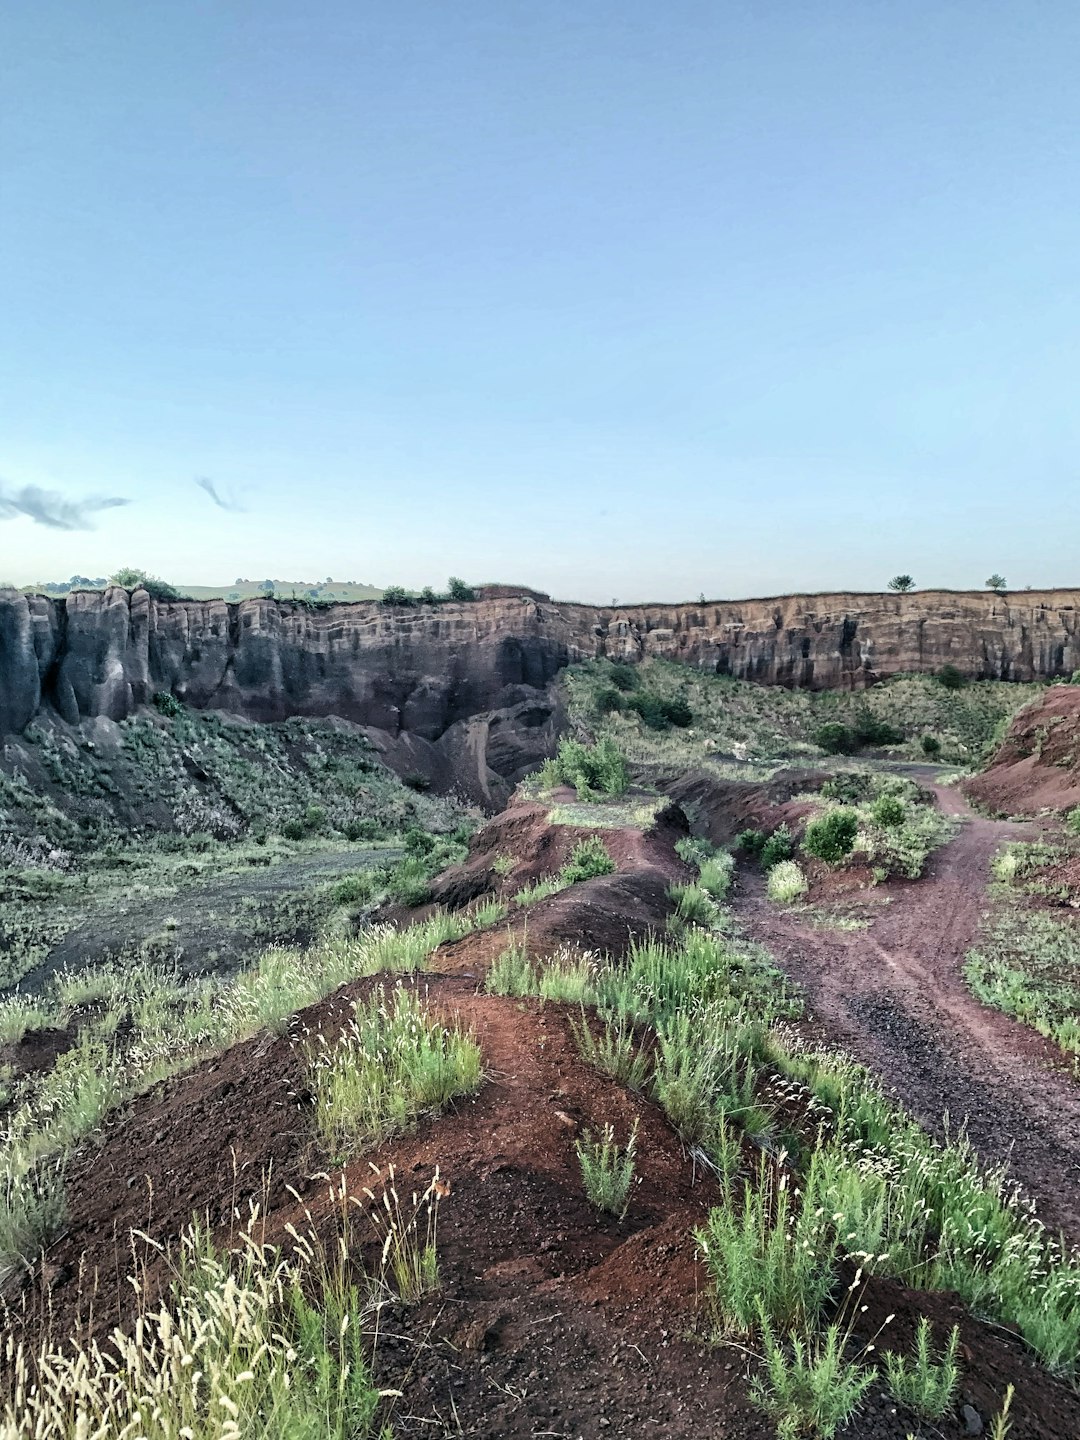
[{"xmin": 3, "ymin": 586, "xmax": 1080, "ymax": 799}]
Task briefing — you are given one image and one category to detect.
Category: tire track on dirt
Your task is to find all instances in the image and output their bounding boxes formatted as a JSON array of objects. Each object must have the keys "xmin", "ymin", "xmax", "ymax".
[{"xmin": 736, "ymin": 785, "xmax": 1080, "ymax": 1241}]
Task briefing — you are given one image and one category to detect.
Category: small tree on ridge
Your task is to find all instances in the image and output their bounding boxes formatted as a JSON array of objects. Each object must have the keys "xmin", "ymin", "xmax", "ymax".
[{"xmin": 888, "ymin": 575, "xmax": 915, "ymax": 592}]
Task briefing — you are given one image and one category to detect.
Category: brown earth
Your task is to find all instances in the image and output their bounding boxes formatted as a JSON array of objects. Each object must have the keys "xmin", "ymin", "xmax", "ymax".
[
  {"xmin": 6, "ymin": 799, "xmax": 1079, "ymax": 1438},
  {"xmin": 965, "ymin": 684, "xmax": 1080, "ymax": 816}
]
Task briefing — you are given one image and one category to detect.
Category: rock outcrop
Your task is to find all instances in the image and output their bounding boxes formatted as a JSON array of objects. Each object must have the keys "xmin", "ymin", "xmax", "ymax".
[{"xmin": 3, "ymin": 585, "xmax": 1080, "ymax": 801}]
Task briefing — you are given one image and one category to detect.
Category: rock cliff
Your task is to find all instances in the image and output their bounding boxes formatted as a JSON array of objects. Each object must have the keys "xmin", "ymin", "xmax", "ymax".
[{"xmin": 3, "ymin": 585, "xmax": 1080, "ymax": 802}]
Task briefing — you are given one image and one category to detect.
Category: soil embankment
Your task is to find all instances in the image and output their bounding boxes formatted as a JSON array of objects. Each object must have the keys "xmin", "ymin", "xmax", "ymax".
[{"xmin": 965, "ymin": 682, "xmax": 1080, "ymax": 816}]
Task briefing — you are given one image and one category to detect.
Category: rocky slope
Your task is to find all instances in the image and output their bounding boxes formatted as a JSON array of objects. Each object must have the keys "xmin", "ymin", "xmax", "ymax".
[{"xmin": 3, "ymin": 586, "xmax": 1080, "ymax": 800}]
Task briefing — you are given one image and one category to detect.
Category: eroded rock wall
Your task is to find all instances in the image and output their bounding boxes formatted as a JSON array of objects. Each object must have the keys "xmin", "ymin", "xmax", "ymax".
[{"xmin": 4, "ymin": 586, "xmax": 1080, "ymax": 747}]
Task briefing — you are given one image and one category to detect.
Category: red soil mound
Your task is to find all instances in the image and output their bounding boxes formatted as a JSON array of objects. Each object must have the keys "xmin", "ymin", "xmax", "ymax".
[
  {"xmin": 966, "ymin": 685, "xmax": 1080, "ymax": 815},
  {"xmin": 433, "ymin": 791, "xmax": 691, "ymax": 908},
  {"xmin": 664, "ymin": 768, "xmax": 824, "ymax": 846}
]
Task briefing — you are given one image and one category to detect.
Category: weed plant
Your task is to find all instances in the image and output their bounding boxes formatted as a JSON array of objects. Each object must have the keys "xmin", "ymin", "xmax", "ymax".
[
  {"xmin": 308, "ymin": 985, "xmax": 482, "ymax": 1157},
  {"xmin": 570, "ymin": 1012, "xmax": 652, "ymax": 1092},
  {"xmin": 965, "ymin": 907, "xmax": 1080, "ymax": 1057},
  {"xmin": 576, "ymin": 1121, "xmax": 638, "ymax": 1217},
  {"xmin": 0, "ymin": 907, "xmax": 491, "ymax": 1276},
  {"xmin": 882, "ymin": 1317, "xmax": 961, "ymax": 1419},
  {"xmin": 752, "ymin": 1315, "xmax": 875, "ymax": 1440},
  {"xmin": 767, "ymin": 861, "xmax": 809, "ymax": 904},
  {"xmin": 0, "ymin": 1172, "xmax": 430, "ymax": 1439},
  {"xmin": 696, "ymin": 1160, "xmax": 838, "ymax": 1336}
]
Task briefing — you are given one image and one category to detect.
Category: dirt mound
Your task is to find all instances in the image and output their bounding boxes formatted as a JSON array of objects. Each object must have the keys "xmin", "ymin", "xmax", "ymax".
[
  {"xmin": 432, "ymin": 791, "xmax": 691, "ymax": 906},
  {"xmin": 663, "ymin": 767, "xmax": 824, "ymax": 844},
  {"xmin": 965, "ymin": 685, "xmax": 1080, "ymax": 815}
]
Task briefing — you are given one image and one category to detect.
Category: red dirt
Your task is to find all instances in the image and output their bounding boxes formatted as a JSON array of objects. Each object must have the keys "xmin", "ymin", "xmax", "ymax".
[
  {"xmin": 664, "ymin": 768, "xmax": 826, "ymax": 846},
  {"xmin": 433, "ymin": 791, "xmax": 692, "ymax": 907},
  {"xmin": 965, "ymin": 684, "xmax": 1080, "ymax": 815},
  {"xmin": 7, "ymin": 800, "xmax": 1080, "ymax": 1437}
]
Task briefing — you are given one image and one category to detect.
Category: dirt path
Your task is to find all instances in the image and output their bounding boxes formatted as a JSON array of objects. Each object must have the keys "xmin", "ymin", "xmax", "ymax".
[{"xmin": 735, "ymin": 784, "xmax": 1080, "ymax": 1241}]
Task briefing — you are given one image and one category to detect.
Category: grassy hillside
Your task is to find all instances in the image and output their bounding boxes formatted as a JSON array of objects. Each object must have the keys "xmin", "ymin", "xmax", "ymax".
[{"xmin": 565, "ymin": 658, "xmax": 1043, "ymax": 774}]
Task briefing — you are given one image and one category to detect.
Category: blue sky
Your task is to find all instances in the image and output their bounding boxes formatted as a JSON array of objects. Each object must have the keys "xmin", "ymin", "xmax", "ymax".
[{"xmin": 2, "ymin": 2, "xmax": 1078, "ymax": 601}]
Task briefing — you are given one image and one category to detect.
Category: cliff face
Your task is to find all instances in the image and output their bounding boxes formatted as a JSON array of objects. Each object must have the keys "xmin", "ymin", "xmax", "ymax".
[{"xmin": 3, "ymin": 584, "xmax": 1080, "ymax": 761}]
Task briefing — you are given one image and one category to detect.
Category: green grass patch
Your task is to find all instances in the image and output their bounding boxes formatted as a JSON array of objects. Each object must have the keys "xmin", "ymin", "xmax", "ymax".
[
  {"xmin": 307, "ymin": 985, "xmax": 483, "ymax": 1158},
  {"xmin": 966, "ymin": 907, "xmax": 1080, "ymax": 1057}
]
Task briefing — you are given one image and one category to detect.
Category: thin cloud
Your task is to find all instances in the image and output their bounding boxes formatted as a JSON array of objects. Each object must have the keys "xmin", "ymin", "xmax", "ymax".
[
  {"xmin": 195, "ymin": 476, "xmax": 244, "ymax": 512},
  {"xmin": 0, "ymin": 483, "xmax": 129, "ymax": 531}
]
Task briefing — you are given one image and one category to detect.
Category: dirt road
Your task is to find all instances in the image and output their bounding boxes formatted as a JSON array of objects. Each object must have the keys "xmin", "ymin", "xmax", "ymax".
[{"xmin": 736, "ymin": 784, "xmax": 1080, "ymax": 1241}]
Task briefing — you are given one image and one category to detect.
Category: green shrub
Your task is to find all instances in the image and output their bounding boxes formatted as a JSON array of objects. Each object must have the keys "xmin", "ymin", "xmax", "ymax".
[
  {"xmin": 698, "ymin": 853, "xmax": 734, "ymax": 900},
  {"xmin": 802, "ymin": 810, "xmax": 859, "ymax": 865},
  {"xmin": 549, "ymin": 736, "xmax": 629, "ymax": 799},
  {"xmin": 668, "ymin": 883, "xmax": 720, "ymax": 928},
  {"xmin": 938, "ymin": 664, "xmax": 966, "ymax": 690},
  {"xmin": 870, "ymin": 794, "xmax": 906, "ymax": 828},
  {"xmin": 111, "ymin": 567, "xmax": 181, "ymax": 601},
  {"xmin": 152, "ymin": 691, "xmax": 184, "ymax": 718},
  {"xmin": 626, "ymin": 692, "xmax": 693, "ymax": 729},
  {"xmin": 446, "ymin": 576, "xmax": 475, "ymax": 601},
  {"xmin": 853, "ymin": 709, "xmax": 902, "ymax": 746},
  {"xmin": 625, "ymin": 692, "xmax": 669, "ymax": 729},
  {"xmin": 814, "ymin": 722, "xmax": 856, "ymax": 755},
  {"xmin": 662, "ymin": 695, "xmax": 693, "ymax": 728},
  {"xmin": 675, "ymin": 835, "xmax": 716, "ymax": 866},
  {"xmin": 760, "ymin": 825, "xmax": 794, "ymax": 870},
  {"xmin": 609, "ymin": 663, "xmax": 639, "ymax": 692},
  {"xmin": 303, "ymin": 803, "xmax": 327, "ymax": 832},
  {"xmin": 282, "ymin": 817, "xmax": 306, "ymax": 841},
  {"xmin": 561, "ymin": 836, "xmax": 615, "ymax": 884},
  {"xmin": 735, "ymin": 828, "xmax": 767, "ymax": 859},
  {"xmin": 921, "ymin": 734, "xmax": 942, "ymax": 757},
  {"xmin": 344, "ymin": 817, "xmax": 382, "ymax": 842},
  {"xmin": 1066, "ymin": 807, "xmax": 1080, "ymax": 837},
  {"xmin": 820, "ymin": 772, "xmax": 874, "ymax": 803},
  {"xmin": 595, "ymin": 685, "xmax": 624, "ymax": 715},
  {"xmin": 766, "ymin": 860, "xmax": 808, "ymax": 904},
  {"xmin": 404, "ymin": 825, "xmax": 436, "ymax": 856},
  {"xmin": 386, "ymin": 856, "xmax": 433, "ymax": 906},
  {"xmin": 381, "ymin": 585, "xmax": 412, "ymax": 606},
  {"xmin": 326, "ymin": 872, "xmax": 378, "ymax": 907}
]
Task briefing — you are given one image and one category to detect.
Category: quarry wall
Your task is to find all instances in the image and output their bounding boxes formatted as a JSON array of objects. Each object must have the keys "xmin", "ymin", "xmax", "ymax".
[{"xmin": 3, "ymin": 585, "xmax": 1080, "ymax": 740}]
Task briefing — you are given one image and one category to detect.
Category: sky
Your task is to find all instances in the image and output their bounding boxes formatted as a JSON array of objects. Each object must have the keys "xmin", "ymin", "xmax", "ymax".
[{"xmin": 2, "ymin": 2, "xmax": 1079, "ymax": 602}]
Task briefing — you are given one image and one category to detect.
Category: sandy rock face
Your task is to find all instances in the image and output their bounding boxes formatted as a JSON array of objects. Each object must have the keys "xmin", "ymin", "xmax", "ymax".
[{"xmin": 3, "ymin": 587, "xmax": 1080, "ymax": 746}]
